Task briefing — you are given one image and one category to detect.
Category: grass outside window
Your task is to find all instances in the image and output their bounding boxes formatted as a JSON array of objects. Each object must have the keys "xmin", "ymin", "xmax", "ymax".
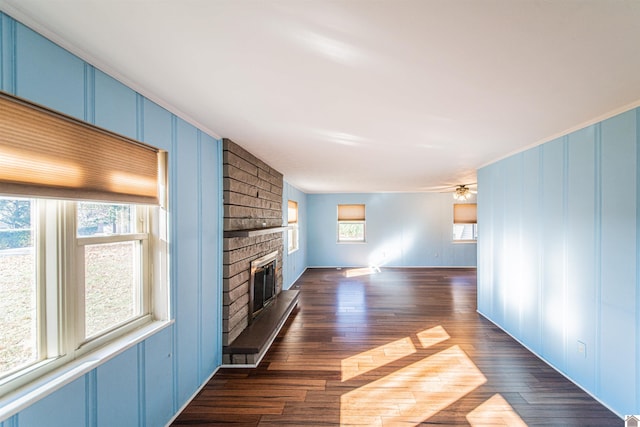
[{"xmin": 0, "ymin": 197, "xmax": 167, "ymax": 396}]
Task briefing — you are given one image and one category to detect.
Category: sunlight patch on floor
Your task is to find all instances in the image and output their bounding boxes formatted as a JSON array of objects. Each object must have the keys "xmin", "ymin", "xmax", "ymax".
[
  {"xmin": 416, "ymin": 325, "xmax": 450, "ymax": 348},
  {"xmin": 340, "ymin": 345, "xmax": 487, "ymax": 425},
  {"xmin": 344, "ymin": 267, "xmax": 380, "ymax": 278},
  {"xmin": 466, "ymin": 393, "xmax": 527, "ymax": 426},
  {"xmin": 341, "ymin": 337, "xmax": 416, "ymax": 381}
]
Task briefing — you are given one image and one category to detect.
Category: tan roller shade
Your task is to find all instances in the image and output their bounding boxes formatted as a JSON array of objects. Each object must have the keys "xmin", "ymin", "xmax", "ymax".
[
  {"xmin": 338, "ymin": 204, "xmax": 365, "ymax": 221},
  {"xmin": 288, "ymin": 200, "xmax": 298, "ymax": 224},
  {"xmin": 453, "ymin": 203, "xmax": 477, "ymax": 224},
  {"xmin": 0, "ymin": 92, "xmax": 160, "ymax": 204}
]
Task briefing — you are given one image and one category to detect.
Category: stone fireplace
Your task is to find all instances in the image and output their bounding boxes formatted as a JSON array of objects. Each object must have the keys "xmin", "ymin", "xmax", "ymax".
[{"xmin": 222, "ymin": 139, "xmax": 298, "ymax": 365}]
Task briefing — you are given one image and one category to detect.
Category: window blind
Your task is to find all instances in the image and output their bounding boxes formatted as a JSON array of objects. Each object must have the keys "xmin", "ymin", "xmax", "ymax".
[
  {"xmin": 0, "ymin": 92, "xmax": 160, "ymax": 204},
  {"xmin": 288, "ymin": 200, "xmax": 298, "ymax": 224},
  {"xmin": 338, "ymin": 204, "xmax": 365, "ymax": 221},
  {"xmin": 453, "ymin": 203, "xmax": 477, "ymax": 224}
]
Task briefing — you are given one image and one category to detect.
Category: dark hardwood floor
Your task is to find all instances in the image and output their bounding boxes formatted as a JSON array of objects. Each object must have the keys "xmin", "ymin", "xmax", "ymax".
[{"xmin": 172, "ymin": 268, "xmax": 622, "ymax": 426}]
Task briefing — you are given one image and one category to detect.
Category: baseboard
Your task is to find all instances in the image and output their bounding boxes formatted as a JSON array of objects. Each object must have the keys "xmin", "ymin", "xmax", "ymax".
[
  {"xmin": 476, "ymin": 309, "xmax": 624, "ymax": 420},
  {"xmin": 284, "ymin": 267, "xmax": 308, "ymax": 290},
  {"xmin": 306, "ymin": 265, "xmax": 477, "ymax": 269},
  {"xmin": 165, "ymin": 365, "xmax": 220, "ymax": 427}
]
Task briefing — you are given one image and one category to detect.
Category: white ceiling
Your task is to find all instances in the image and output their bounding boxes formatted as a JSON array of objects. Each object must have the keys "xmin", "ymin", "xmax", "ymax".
[{"xmin": 2, "ymin": 1, "xmax": 640, "ymax": 193}]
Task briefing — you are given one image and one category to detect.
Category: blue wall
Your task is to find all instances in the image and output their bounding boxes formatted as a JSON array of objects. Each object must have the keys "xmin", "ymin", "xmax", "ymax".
[
  {"xmin": 0, "ymin": 13, "xmax": 222, "ymax": 426},
  {"xmin": 477, "ymin": 108, "xmax": 640, "ymax": 416},
  {"xmin": 307, "ymin": 192, "xmax": 477, "ymax": 267},
  {"xmin": 282, "ymin": 181, "xmax": 308, "ymax": 289}
]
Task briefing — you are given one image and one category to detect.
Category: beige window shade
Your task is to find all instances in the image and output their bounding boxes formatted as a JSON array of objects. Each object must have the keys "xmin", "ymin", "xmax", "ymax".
[
  {"xmin": 338, "ymin": 204, "xmax": 365, "ymax": 221},
  {"xmin": 453, "ymin": 203, "xmax": 477, "ymax": 224},
  {"xmin": 288, "ymin": 200, "xmax": 298, "ymax": 224},
  {"xmin": 0, "ymin": 92, "xmax": 160, "ymax": 204}
]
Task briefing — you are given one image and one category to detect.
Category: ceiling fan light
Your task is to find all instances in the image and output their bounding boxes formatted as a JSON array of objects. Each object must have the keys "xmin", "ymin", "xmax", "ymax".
[{"xmin": 453, "ymin": 185, "xmax": 472, "ymax": 201}]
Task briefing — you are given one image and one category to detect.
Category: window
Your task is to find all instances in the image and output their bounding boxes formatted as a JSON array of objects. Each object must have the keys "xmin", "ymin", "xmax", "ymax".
[
  {"xmin": 0, "ymin": 199, "xmax": 165, "ymax": 393},
  {"xmin": 0, "ymin": 92, "xmax": 168, "ymax": 396},
  {"xmin": 338, "ymin": 204, "xmax": 366, "ymax": 243},
  {"xmin": 0, "ymin": 198, "xmax": 37, "ymax": 378},
  {"xmin": 77, "ymin": 202, "xmax": 149, "ymax": 340},
  {"xmin": 453, "ymin": 203, "xmax": 477, "ymax": 242},
  {"xmin": 287, "ymin": 200, "xmax": 299, "ymax": 253}
]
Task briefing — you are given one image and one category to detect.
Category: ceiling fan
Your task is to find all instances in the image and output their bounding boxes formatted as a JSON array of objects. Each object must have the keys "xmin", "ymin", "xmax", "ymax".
[
  {"xmin": 452, "ymin": 184, "xmax": 476, "ymax": 201},
  {"xmin": 421, "ymin": 183, "xmax": 477, "ymax": 200}
]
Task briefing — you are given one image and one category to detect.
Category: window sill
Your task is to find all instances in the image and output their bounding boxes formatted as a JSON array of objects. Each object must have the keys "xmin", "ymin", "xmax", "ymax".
[
  {"xmin": 453, "ymin": 240, "xmax": 477, "ymax": 244},
  {"xmin": 0, "ymin": 319, "xmax": 173, "ymax": 422}
]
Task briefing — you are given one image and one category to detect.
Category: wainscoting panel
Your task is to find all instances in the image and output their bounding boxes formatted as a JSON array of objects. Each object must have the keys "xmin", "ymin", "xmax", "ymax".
[
  {"xmin": 565, "ymin": 124, "xmax": 597, "ymax": 391},
  {"xmin": 144, "ymin": 327, "xmax": 174, "ymax": 427},
  {"xmin": 96, "ymin": 346, "xmax": 139, "ymax": 426},
  {"xmin": 478, "ymin": 107, "xmax": 639, "ymax": 417},
  {"xmin": 502, "ymin": 153, "xmax": 523, "ymax": 338},
  {"xmin": 14, "ymin": 21, "xmax": 84, "ymax": 119},
  {"xmin": 142, "ymin": 98, "xmax": 173, "ymax": 151},
  {"xmin": 14, "ymin": 374, "xmax": 86, "ymax": 427},
  {"xmin": 0, "ymin": 12, "xmax": 223, "ymax": 426},
  {"xmin": 174, "ymin": 119, "xmax": 203, "ymax": 405},
  {"xmin": 94, "ymin": 69, "xmax": 137, "ymax": 139},
  {"xmin": 540, "ymin": 137, "xmax": 567, "ymax": 370},
  {"xmin": 200, "ymin": 133, "xmax": 221, "ymax": 377},
  {"xmin": 485, "ymin": 161, "xmax": 505, "ymax": 326},
  {"xmin": 476, "ymin": 165, "xmax": 496, "ymax": 321},
  {"xmin": 599, "ymin": 110, "xmax": 637, "ymax": 412},
  {"xmin": 17, "ymin": 378, "xmax": 85, "ymax": 427},
  {"xmin": 519, "ymin": 148, "xmax": 542, "ymax": 353}
]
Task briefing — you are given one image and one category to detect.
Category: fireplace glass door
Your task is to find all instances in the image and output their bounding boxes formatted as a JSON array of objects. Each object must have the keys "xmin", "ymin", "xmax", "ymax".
[{"xmin": 251, "ymin": 258, "xmax": 276, "ymax": 319}]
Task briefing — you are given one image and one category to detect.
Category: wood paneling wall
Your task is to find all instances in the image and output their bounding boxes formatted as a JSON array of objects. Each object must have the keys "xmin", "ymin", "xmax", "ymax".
[
  {"xmin": 477, "ymin": 108, "xmax": 640, "ymax": 417},
  {"xmin": 0, "ymin": 13, "xmax": 221, "ymax": 426}
]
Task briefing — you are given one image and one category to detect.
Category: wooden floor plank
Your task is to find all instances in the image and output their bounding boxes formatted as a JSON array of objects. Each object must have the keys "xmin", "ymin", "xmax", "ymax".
[{"xmin": 171, "ymin": 268, "xmax": 622, "ymax": 426}]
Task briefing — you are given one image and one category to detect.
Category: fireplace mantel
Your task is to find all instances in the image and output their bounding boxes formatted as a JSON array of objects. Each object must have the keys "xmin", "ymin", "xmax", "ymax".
[{"xmin": 223, "ymin": 226, "xmax": 288, "ymax": 238}]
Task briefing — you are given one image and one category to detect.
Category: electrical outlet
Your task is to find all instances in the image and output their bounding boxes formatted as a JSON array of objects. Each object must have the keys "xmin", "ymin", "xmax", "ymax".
[{"xmin": 577, "ymin": 341, "xmax": 587, "ymax": 358}]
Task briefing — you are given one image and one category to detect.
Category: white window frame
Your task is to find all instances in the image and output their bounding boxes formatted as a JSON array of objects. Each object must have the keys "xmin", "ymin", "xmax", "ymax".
[
  {"xmin": 337, "ymin": 204, "xmax": 366, "ymax": 243},
  {"xmin": 287, "ymin": 200, "xmax": 299, "ymax": 254},
  {"xmin": 453, "ymin": 223, "xmax": 478, "ymax": 242},
  {"xmin": 453, "ymin": 203, "xmax": 477, "ymax": 243},
  {"xmin": 288, "ymin": 224, "xmax": 299, "ymax": 254},
  {"xmin": 74, "ymin": 202, "xmax": 151, "ymax": 353},
  {"xmin": 0, "ymin": 198, "xmax": 169, "ymax": 410},
  {"xmin": 337, "ymin": 203, "xmax": 366, "ymax": 244},
  {"xmin": 337, "ymin": 220, "xmax": 366, "ymax": 243}
]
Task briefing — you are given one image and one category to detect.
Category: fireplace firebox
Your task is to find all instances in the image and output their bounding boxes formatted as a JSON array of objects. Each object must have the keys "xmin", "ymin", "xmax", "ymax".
[{"xmin": 249, "ymin": 251, "xmax": 278, "ymax": 321}]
